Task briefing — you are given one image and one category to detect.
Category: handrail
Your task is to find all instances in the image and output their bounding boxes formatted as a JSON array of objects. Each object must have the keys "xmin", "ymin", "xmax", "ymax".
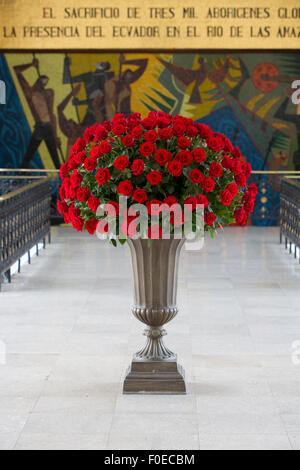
[
  {"xmin": 0, "ymin": 177, "xmax": 51, "ymax": 202},
  {"xmin": 0, "ymin": 168, "xmax": 300, "ymax": 174}
]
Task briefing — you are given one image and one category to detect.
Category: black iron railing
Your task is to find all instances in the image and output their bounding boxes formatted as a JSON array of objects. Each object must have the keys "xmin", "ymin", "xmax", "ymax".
[
  {"xmin": 0, "ymin": 178, "xmax": 51, "ymax": 288},
  {"xmin": 280, "ymin": 177, "xmax": 300, "ymax": 262}
]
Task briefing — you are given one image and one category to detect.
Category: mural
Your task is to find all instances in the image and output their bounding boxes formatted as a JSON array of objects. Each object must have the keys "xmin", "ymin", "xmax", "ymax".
[{"xmin": 0, "ymin": 52, "xmax": 300, "ymax": 224}]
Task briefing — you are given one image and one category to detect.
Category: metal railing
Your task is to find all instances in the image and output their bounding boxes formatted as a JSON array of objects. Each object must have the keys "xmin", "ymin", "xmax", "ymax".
[
  {"xmin": 280, "ymin": 177, "xmax": 300, "ymax": 263},
  {"xmin": 0, "ymin": 178, "xmax": 51, "ymax": 289}
]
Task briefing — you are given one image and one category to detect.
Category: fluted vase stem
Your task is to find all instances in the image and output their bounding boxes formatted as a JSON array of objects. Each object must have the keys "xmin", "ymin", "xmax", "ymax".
[{"xmin": 123, "ymin": 238, "xmax": 186, "ymax": 394}]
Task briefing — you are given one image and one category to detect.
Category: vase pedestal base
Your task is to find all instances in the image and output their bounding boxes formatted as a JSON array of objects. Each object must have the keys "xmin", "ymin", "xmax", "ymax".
[{"xmin": 123, "ymin": 357, "xmax": 186, "ymax": 394}]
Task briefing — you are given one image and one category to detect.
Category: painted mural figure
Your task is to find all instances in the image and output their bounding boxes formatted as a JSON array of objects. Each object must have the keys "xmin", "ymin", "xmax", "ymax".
[
  {"xmin": 14, "ymin": 58, "xmax": 61, "ymax": 169},
  {"xmin": 63, "ymin": 56, "xmax": 114, "ymax": 126},
  {"xmin": 57, "ymin": 84, "xmax": 84, "ymax": 158},
  {"xmin": 157, "ymin": 56, "xmax": 239, "ymax": 104},
  {"xmin": 274, "ymin": 87, "xmax": 300, "ymax": 171},
  {"xmin": 104, "ymin": 54, "xmax": 148, "ymax": 120}
]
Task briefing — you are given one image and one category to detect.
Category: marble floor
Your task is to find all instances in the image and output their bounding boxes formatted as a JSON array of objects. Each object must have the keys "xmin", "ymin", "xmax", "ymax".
[{"xmin": 0, "ymin": 226, "xmax": 300, "ymax": 450}]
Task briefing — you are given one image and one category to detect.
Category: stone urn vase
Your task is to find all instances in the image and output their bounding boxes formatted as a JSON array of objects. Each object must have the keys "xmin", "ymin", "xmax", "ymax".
[{"xmin": 123, "ymin": 237, "xmax": 186, "ymax": 394}]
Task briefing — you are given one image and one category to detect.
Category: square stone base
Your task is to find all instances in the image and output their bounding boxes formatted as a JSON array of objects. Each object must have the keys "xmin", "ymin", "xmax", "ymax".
[{"xmin": 123, "ymin": 357, "xmax": 186, "ymax": 394}]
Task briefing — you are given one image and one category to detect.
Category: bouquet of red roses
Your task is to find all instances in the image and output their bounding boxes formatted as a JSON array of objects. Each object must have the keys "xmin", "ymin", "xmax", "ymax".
[{"xmin": 57, "ymin": 111, "xmax": 257, "ymax": 244}]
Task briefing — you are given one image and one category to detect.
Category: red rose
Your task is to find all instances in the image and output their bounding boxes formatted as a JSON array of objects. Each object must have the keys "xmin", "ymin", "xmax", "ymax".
[
  {"xmin": 235, "ymin": 173, "xmax": 247, "ymax": 187},
  {"xmin": 131, "ymin": 159, "xmax": 144, "ymax": 176},
  {"xmin": 148, "ymin": 224, "xmax": 162, "ymax": 240},
  {"xmin": 141, "ymin": 117, "xmax": 157, "ymax": 130},
  {"xmin": 71, "ymin": 137, "xmax": 86, "ymax": 155},
  {"xmin": 96, "ymin": 168, "xmax": 110, "ymax": 186},
  {"xmin": 243, "ymin": 162, "xmax": 252, "ymax": 179},
  {"xmin": 127, "ymin": 116, "xmax": 141, "ymax": 131},
  {"xmin": 232, "ymin": 146, "xmax": 242, "ymax": 159},
  {"xmin": 114, "ymin": 155, "xmax": 129, "ymax": 171},
  {"xmin": 86, "ymin": 218, "xmax": 98, "ymax": 235},
  {"xmin": 209, "ymin": 162, "xmax": 223, "ymax": 178},
  {"xmin": 168, "ymin": 160, "xmax": 182, "ymax": 177},
  {"xmin": 192, "ymin": 148, "xmax": 205, "ymax": 163},
  {"xmin": 244, "ymin": 200, "xmax": 255, "ymax": 214},
  {"xmin": 177, "ymin": 136, "xmax": 191, "ymax": 150},
  {"xmin": 222, "ymin": 156, "xmax": 233, "ymax": 170},
  {"xmin": 99, "ymin": 140, "xmax": 112, "ymax": 155},
  {"xmin": 68, "ymin": 204, "xmax": 80, "ymax": 219},
  {"xmin": 175, "ymin": 150, "xmax": 193, "ymax": 167},
  {"xmin": 69, "ymin": 186, "xmax": 76, "ymax": 200},
  {"xmin": 140, "ymin": 142, "xmax": 156, "ymax": 157},
  {"xmin": 184, "ymin": 196, "xmax": 197, "ymax": 211},
  {"xmin": 155, "ymin": 149, "xmax": 172, "ymax": 166},
  {"xmin": 131, "ymin": 125, "xmax": 143, "ymax": 139},
  {"xmin": 77, "ymin": 187, "xmax": 91, "ymax": 202},
  {"xmin": 94, "ymin": 125, "xmax": 108, "ymax": 142},
  {"xmin": 105, "ymin": 201, "xmax": 119, "ymax": 215},
  {"xmin": 90, "ymin": 146, "xmax": 102, "ymax": 158},
  {"xmin": 159, "ymin": 128, "xmax": 173, "ymax": 140},
  {"xmin": 173, "ymin": 120, "xmax": 186, "ymax": 137},
  {"xmin": 147, "ymin": 200, "xmax": 162, "ymax": 215},
  {"xmin": 227, "ymin": 182, "xmax": 238, "ymax": 197},
  {"xmin": 71, "ymin": 216, "xmax": 84, "ymax": 232},
  {"xmin": 60, "ymin": 162, "xmax": 70, "ymax": 179},
  {"xmin": 207, "ymin": 136, "xmax": 224, "ymax": 152},
  {"xmin": 190, "ymin": 169, "xmax": 204, "ymax": 185},
  {"xmin": 223, "ymin": 138, "xmax": 233, "ymax": 154},
  {"xmin": 112, "ymin": 124, "xmax": 126, "ymax": 136},
  {"xmin": 117, "ymin": 180, "xmax": 133, "ymax": 196},
  {"xmin": 73, "ymin": 151, "xmax": 86, "ymax": 165},
  {"xmin": 234, "ymin": 208, "xmax": 247, "ymax": 226},
  {"xmin": 57, "ymin": 200, "xmax": 69, "ymax": 215},
  {"xmin": 122, "ymin": 135, "xmax": 134, "ymax": 147},
  {"xmin": 84, "ymin": 157, "xmax": 97, "ymax": 172},
  {"xmin": 68, "ymin": 158, "xmax": 79, "ymax": 170},
  {"xmin": 133, "ymin": 188, "xmax": 148, "ymax": 203},
  {"xmin": 164, "ymin": 196, "xmax": 177, "ymax": 207},
  {"xmin": 231, "ymin": 160, "xmax": 243, "ymax": 175},
  {"xmin": 146, "ymin": 171, "xmax": 162, "ymax": 186},
  {"xmin": 204, "ymin": 212, "xmax": 216, "ymax": 226},
  {"xmin": 144, "ymin": 131, "xmax": 158, "ymax": 142},
  {"xmin": 88, "ymin": 196, "xmax": 100, "ymax": 212},
  {"xmin": 70, "ymin": 170, "xmax": 83, "ymax": 189},
  {"xmin": 248, "ymin": 183, "xmax": 258, "ymax": 197},
  {"xmin": 220, "ymin": 189, "xmax": 232, "ymax": 206},
  {"xmin": 201, "ymin": 176, "xmax": 215, "ymax": 192},
  {"xmin": 196, "ymin": 194, "xmax": 209, "ymax": 208},
  {"xmin": 196, "ymin": 123, "xmax": 212, "ymax": 140},
  {"xmin": 186, "ymin": 126, "xmax": 198, "ymax": 138}
]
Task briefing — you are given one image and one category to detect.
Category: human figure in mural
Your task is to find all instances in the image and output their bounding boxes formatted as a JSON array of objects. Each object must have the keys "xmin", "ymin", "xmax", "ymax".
[
  {"xmin": 104, "ymin": 54, "xmax": 148, "ymax": 120},
  {"xmin": 57, "ymin": 84, "xmax": 85, "ymax": 158},
  {"xmin": 14, "ymin": 58, "xmax": 61, "ymax": 169},
  {"xmin": 63, "ymin": 54, "xmax": 148, "ymax": 124},
  {"xmin": 157, "ymin": 55, "xmax": 239, "ymax": 104},
  {"xmin": 274, "ymin": 87, "xmax": 300, "ymax": 171},
  {"xmin": 63, "ymin": 56, "xmax": 114, "ymax": 127}
]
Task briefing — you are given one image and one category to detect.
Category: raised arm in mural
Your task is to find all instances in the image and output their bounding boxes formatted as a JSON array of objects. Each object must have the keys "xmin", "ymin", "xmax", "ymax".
[
  {"xmin": 63, "ymin": 56, "xmax": 113, "ymax": 126},
  {"xmin": 157, "ymin": 55, "xmax": 239, "ymax": 104},
  {"xmin": 104, "ymin": 55, "xmax": 148, "ymax": 120},
  {"xmin": 57, "ymin": 84, "xmax": 84, "ymax": 158},
  {"xmin": 274, "ymin": 87, "xmax": 300, "ymax": 171},
  {"xmin": 14, "ymin": 58, "xmax": 61, "ymax": 169}
]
